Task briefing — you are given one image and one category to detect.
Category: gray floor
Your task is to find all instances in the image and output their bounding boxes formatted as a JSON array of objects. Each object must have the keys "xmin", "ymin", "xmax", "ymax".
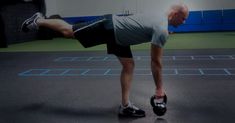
[{"xmin": 1, "ymin": 49, "xmax": 235, "ymax": 123}]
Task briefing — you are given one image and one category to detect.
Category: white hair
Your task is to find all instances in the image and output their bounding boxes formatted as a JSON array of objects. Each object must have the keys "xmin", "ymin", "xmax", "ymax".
[{"xmin": 172, "ymin": 3, "xmax": 189, "ymax": 12}]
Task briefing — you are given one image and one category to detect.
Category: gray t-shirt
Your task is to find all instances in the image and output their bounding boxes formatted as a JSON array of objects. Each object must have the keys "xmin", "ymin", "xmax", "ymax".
[{"xmin": 112, "ymin": 13, "xmax": 169, "ymax": 47}]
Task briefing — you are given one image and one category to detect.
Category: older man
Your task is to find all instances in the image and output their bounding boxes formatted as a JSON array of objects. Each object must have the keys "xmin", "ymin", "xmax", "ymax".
[{"xmin": 21, "ymin": 3, "xmax": 189, "ymax": 117}]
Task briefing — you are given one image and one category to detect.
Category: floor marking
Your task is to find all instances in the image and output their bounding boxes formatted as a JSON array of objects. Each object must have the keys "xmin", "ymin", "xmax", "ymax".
[
  {"xmin": 40, "ymin": 69, "xmax": 50, "ymax": 75},
  {"xmin": 224, "ymin": 69, "xmax": 232, "ymax": 75},
  {"xmin": 81, "ymin": 69, "xmax": 90, "ymax": 75},
  {"xmin": 199, "ymin": 69, "xmax": 204, "ymax": 75},
  {"xmin": 54, "ymin": 55, "xmax": 235, "ymax": 62},
  {"xmin": 104, "ymin": 69, "xmax": 111, "ymax": 75},
  {"xmin": 174, "ymin": 69, "xmax": 178, "ymax": 75},
  {"xmin": 103, "ymin": 57, "xmax": 109, "ymax": 61},
  {"xmin": 60, "ymin": 69, "xmax": 71, "ymax": 76},
  {"xmin": 191, "ymin": 56, "xmax": 195, "ymax": 60},
  {"xmin": 86, "ymin": 57, "xmax": 93, "ymax": 61},
  {"xmin": 18, "ymin": 68, "xmax": 235, "ymax": 77}
]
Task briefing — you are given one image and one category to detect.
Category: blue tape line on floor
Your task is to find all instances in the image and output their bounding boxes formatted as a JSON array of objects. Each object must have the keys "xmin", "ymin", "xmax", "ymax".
[
  {"xmin": 54, "ymin": 55, "xmax": 235, "ymax": 62},
  {"xmin": 18, "ymin": 68, "xmax": 235, "ymax": 76}
]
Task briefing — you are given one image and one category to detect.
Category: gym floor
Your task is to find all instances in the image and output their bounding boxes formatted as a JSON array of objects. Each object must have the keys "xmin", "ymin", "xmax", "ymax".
[{"xmin": 1, "ymin": 49, "xmax": 235, "ymax": 123}]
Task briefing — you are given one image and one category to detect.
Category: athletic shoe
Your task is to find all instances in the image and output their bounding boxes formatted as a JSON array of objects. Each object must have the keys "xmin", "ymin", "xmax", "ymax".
[
  {"xmin": 118, "ymin": 102, "xmax": 146, "ymax": 117},
  {"xmin": 21, "ymin": 12, "xmax": 45, "ymax": 32}
]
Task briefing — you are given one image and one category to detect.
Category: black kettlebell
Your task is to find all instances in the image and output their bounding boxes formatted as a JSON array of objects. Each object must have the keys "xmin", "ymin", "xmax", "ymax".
[{"xmin": 150, "ymin": 95, "xmax": 167, "ymax": 116}]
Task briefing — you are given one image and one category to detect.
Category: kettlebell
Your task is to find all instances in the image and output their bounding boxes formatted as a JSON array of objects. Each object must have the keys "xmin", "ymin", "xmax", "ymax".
[{"xmin": 150, "ymin": 95, "xmax": 167, "ymax": 116}]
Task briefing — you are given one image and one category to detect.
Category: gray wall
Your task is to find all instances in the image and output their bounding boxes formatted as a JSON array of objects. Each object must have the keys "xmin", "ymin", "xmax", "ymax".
[
  {"xmin": 45, "ymin": 0, "xmax": 235, "ymax": 17},
  {"xmin": 45, "ymin": 0, "xmax": 58, "ymax": 16}
]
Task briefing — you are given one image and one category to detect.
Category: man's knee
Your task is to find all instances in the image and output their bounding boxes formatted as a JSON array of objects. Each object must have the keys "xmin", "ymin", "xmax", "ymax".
[
  {"xmin": 119, "ymin": 58, "xmax": 135, "ymax": 72},
  {"xmin": 62, "ymin": 28, "xmax": 74, "ymax": 38}
]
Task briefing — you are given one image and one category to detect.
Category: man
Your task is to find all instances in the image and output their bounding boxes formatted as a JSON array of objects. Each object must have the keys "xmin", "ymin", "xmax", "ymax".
[{"xmin": 21, "ymin": 3, "xmax": 189, "ymax": 117}]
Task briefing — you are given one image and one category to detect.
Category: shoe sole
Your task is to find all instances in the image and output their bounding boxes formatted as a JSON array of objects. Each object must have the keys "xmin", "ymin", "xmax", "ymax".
[{"xmin": 118, "ymin": 113, "xmax": 146, "ymax": 118}]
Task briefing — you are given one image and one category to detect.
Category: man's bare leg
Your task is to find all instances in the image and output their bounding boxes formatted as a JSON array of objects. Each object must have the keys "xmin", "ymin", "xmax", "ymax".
[
  {"xmin": 117, "ymin": 57, "xmax": 146, "ymax": 117},
  {"xmin": 117, "ymin": 57, "xmax": 135, "ymax": 106},
  {"xmin": 37, "ymin": 18, "xmax": 74, "ymax": 38}
]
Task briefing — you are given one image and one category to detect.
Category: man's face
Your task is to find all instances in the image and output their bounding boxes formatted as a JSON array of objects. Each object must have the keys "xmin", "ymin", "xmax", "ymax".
[{"xmin": 170, "ymin": 11, "xmax": 188, "ymax": 27}]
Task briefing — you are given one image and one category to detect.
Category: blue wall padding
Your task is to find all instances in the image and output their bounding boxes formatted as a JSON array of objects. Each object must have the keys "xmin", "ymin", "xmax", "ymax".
[
  {"xmin": 184, "ymin": 11, "xmax": 202, "ymax": 25},
  {"xmin": 202, "ymin": 10, "xmax": 222, "ymax": 24},
  {"xmin": 169, "ymin": 9, "xmax": 235, "ymax": 32},
  {"xmin": 223, "ymin": 9, "xmax": 235, "ymax": 24}
]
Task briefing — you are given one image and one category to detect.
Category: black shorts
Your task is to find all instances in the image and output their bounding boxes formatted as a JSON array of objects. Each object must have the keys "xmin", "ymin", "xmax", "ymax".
[{"xmin": 72, "ymin": 14, "xmax": 133, "ymax": 58}]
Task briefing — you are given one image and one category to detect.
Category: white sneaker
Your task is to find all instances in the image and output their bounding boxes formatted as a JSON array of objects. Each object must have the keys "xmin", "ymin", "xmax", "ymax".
[
  {"xmin": 21, "ymin": 12, "xmax": 45, "ymax": 32},
  {"xmin": 118, "ymin": 101, "xmax": 145, "ymax": 117}
]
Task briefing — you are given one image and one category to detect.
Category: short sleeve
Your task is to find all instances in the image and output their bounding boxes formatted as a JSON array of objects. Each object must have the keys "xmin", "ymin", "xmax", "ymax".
[{"xmin": 151, "ymin": 30, "xmax": 168, "ymax": 47}]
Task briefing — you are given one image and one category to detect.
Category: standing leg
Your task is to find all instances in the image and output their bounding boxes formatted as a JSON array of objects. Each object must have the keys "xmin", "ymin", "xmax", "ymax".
[
  {"xmin": 106, "ymin": 32, "xmax": 145, "ymax": 117},
  {"xmin": 117, "ymin": 57, "xmax": 146, "ymax": 117},
  {"xmin": 117, "ymin": 57, "xmax": 135, "ymax": 106}
]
